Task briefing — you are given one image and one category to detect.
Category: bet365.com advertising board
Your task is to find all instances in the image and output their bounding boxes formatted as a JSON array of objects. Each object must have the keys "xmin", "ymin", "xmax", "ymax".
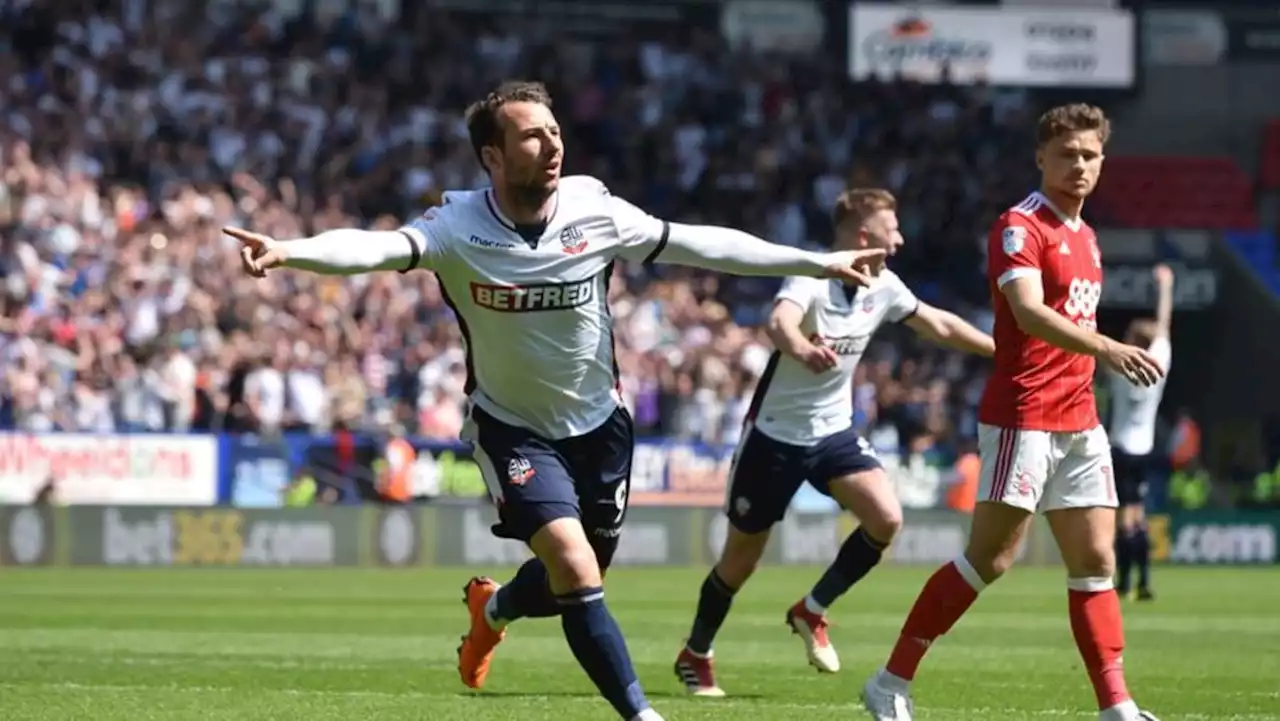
[
  {"xmin": 1146, "ymin": 512, "xmax": 1278, "ymax": 565},
  {"xmin": 5, "ymin": 506, "xmax": 1272, "ymax": 568},
  {"xmin": 848, "ymin": 3, "xmax": 1136, "ymax": 89}
]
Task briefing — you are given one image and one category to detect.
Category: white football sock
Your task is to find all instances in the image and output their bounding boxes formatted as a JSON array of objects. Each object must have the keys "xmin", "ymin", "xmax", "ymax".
[
  {"xmin": 877, "ymin": 668, "xmax": 911, "ymax": 692},
  {"xmin": 483, "ymin": 592, "xmax": 506, "ymax": 631},
  {"xmin": 803, "ymin": 595, "xmax": 826, "ymax": 616},
  {"xmin": 1099, "ymin": 700, "xmax": 1140, "ymax": 721}
]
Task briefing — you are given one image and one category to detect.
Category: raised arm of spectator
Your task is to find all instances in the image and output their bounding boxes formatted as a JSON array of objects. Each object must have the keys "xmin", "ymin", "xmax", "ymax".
[{"xmin": 1153, "ymin": 264, "xmax": 1174, "ymax": 338}]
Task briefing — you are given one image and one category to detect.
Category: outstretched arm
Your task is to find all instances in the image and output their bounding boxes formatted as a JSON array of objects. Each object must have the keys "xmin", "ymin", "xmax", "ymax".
[
  {"xmin": 609, "ymin": 194, "xmax": 881, "ymax": 283},
  {"xmin": 656, "ymin": 223, "xmax": 880, "ymax": 281},
  {"xmin": 905, "ymin": 303, "xmax": 995, "ymax": 357},
  {"xmin": 225, "ymin": 227, "xmax": 425, "ymax": 276}
]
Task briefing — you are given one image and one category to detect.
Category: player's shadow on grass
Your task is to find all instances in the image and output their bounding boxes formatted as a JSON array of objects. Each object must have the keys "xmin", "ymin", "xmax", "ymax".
[{"xmin": 464, "ymin": 690, "xmax": 765, "ymax": 700}]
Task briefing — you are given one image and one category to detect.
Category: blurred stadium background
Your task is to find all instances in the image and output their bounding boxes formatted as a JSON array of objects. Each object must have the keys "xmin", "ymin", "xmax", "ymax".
[{"xmin": 2, "ymin": 1, "xmax": 1279, "ymax": 720}]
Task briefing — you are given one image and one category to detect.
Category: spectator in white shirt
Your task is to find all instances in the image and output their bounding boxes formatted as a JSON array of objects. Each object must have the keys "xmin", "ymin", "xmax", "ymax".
[{"xmin": 244, "ymin": 350, "xmax": 287, "ymax": 435}]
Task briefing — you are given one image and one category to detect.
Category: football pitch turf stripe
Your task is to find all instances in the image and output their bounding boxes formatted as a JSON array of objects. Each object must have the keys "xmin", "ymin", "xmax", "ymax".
[{"xmin": 0, "ymin": 566, "xmax": 1277, "ymax": 720}]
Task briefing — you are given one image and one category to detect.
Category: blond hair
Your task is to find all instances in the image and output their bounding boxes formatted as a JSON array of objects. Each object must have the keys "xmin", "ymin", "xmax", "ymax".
[{"xmin": 832, "ymin": 188, "xmax": 896, "ymax": 228}]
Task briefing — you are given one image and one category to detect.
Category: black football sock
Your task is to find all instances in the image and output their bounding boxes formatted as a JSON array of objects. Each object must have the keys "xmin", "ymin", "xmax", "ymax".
[
  {"xmin": 558, "ymin": 587, "xmax": 650, "ymax": 719},
  {"xmin": 1134, "ymin": 524, "xmax": 1152, "ymax": 590},
  {"xmin": 685, "ymin": 570, "xmax": 737, "ymax": 655},
  {"xmin": 492, "ymin": 558, "xmax": 559, "ymax": 624},
  {"xmin": 808, "ymin": 527, "xmax": 888, "ymax": 610},
  {"xmin": 1114, "ymin": 529, "xmax": 1133, "ymax": 592}
]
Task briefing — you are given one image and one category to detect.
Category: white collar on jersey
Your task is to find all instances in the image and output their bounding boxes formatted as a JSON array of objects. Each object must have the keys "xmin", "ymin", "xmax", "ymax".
[{"xmin": 1033, "ymin": 191, "xmax": 1083, "ymax": 232}]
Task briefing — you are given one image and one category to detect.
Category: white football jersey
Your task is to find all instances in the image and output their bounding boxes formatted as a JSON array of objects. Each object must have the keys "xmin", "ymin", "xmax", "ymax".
[
  {"xmin": 399, "ymin": 175, "xmax": 668, "ymax": 439},
  {"xmin": 751, "ymin": 270, "xmax": 920, "ymax": 446},
  {"xmin": 1107, "ymin": 335, "xmax": 1171, "ymax": 456}
]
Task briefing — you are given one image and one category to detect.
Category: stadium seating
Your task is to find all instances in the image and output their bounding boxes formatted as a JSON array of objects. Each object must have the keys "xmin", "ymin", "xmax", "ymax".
[
  {"xmin": 1224, "ymin": 229, "xmax": 1280, "ymax": 295},
  {"xmin": 1092, "ymin": 156, "xmax": 1258, "ymax": 230}
]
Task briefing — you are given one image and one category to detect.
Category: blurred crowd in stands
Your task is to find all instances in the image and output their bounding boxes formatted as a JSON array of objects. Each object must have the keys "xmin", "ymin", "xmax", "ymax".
[{"xmin": 0, "ymin": 0, "xmax": 1042, "ymax": 463}]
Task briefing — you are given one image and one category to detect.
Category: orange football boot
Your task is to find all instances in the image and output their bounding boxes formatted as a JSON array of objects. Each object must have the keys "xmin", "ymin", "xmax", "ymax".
[{"xmin": 457, "ymin": 576, "xmax": 506, "ymax": 689}]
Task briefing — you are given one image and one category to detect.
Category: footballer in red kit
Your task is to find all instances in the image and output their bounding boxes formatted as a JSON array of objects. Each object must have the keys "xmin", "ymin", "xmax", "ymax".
[
  {"xmin": 980, "ymin": 193, "xmax": 1105, "ymax": 434},
  {"xmin": 862, "ymin": 105, "xmax": 1166, "ymax": 721}
]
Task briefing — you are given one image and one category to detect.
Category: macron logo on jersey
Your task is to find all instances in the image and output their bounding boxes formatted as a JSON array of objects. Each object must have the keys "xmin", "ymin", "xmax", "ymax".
[
  {"xmin": 469, "ymin": 235, "xmax": 513, "ymax": 249},
  {"xmin": 471, "ymin": 278, "xmax": 597, "ymax": 312}
]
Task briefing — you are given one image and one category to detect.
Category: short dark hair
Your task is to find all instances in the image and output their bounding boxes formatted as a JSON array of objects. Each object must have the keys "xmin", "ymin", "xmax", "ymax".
[
  {"xmin": 833, "ymin": 188, "xmax": 896, "ymax": 228},
  {"xmin": 464, "ymin": 80, "xmax": 554, "ymax": 169},
  {"xmin": 1037, "ymin": 103, "xmax": 1111, "ymax": 147}
]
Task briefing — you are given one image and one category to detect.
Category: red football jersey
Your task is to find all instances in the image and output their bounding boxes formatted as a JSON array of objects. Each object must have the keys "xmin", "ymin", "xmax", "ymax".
[{"xmin": 979, "ymin": 192, "xmax": 1103, "ymax": 432}]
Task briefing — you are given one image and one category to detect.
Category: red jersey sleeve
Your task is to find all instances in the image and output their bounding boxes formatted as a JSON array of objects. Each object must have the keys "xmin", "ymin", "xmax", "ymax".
[{"xmin": 987, "ymin": 214, "xmax": 1046, "ymax": 290}]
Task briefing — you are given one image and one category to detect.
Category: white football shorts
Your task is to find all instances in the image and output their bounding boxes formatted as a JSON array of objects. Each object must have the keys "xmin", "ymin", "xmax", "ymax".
[{"xmin": 976, "ymin": 423, "xmax": 1116, "ymax": 513}]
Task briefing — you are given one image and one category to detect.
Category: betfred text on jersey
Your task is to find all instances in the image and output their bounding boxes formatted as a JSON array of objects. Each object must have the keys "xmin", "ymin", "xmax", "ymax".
[
  {"xmin": 819, "ymin": 334, "xmax": 871, "ymax": 356},
  {"xmin": 470, "ymin": 278, "xmax": 596, "ymax": 312}
]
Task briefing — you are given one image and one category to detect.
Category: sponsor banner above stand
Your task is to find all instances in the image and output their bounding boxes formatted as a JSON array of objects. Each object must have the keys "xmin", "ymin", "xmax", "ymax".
[
  {"xmin": 1100, "ymin": 265, "xmax": 1218, "ymax": 311},
  {"xmin": 1095, "ymin": 229, "xmax": 1219, "ymax": 311},
  {"xmin": 421, "ymin": 0, "xmax": 719, "ymax": 39},
  {"xmin": 0, "ymin": 433, "xmax": 218, "ymax": 506},
  {"xmin": 720, "ymin": 0, "xmax": 824, "ymax": 53},
  {"xmin": 0, "ymin": 505, "xmax": 1067, "ymax": 568},
  {"xmin": 848, "ymin": 3, "xmax": 1136, "ymax": 89},
  {"xmin": 1142, "ymin": 10, "xmax": 1228, "ymax": 67},
  {"xmin": 1226, "ymin": 20, "xmax": 1280, "ymax": 60}
]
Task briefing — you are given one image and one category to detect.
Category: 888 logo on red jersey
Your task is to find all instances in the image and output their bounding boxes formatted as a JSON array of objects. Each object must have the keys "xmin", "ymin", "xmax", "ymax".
[{"xmin": 1064, "ymin": 278, "xmax": 1101, "ymax": 329}]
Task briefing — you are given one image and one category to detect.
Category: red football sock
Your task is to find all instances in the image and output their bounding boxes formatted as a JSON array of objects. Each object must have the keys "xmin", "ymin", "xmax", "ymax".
[
  {"xmin": 885, "ymin": 559, "xmax": 982, "ymax": 681},
  {"xmin": 1068, "ymin": 579, "xmax": 1131, "ymax": 710}
]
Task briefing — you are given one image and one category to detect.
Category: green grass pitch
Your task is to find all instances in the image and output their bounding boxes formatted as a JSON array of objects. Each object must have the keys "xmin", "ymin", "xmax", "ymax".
[{"xmin": 0, "ymin": 566, "xmax": 1276, "ymax": 720}]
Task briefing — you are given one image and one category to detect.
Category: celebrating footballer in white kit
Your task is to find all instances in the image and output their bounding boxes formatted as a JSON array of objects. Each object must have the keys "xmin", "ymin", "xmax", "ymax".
[
  {"xmin": 1108, "ymin": 264, "xmax": 1174, "ymax": 601},
  {"xmin": 675, "ymin": 189, "xmax": 994, "ymax": 697},
  {"xmin": 223, "ymin": 80, "xmax": 885, "ymax": 721}
]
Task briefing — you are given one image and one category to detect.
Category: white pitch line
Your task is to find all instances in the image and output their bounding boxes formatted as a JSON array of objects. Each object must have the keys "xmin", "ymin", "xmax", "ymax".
[{"xmin": 1, "ymin": 682, "xmax": 1276, "ymax": 720}]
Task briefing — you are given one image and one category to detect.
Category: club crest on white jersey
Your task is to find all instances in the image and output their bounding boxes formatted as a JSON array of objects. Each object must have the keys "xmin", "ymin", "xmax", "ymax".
[
  {"xmin": 749, "ymin": 271, "xmax": 920, "ymax": 446},
  {"xmin": 397, "ymin": 175, "xmax": 669, "ymax": 439}
]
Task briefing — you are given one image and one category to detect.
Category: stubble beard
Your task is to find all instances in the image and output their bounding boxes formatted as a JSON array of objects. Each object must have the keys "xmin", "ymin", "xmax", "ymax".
[{"xmin": 507, "ymin": 181, "xmax": 556, "ymax": 215}]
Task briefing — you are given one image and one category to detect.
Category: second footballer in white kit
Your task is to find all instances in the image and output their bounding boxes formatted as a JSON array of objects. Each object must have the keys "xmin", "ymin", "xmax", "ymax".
[{"xmin": 674, "ymin": 189, "xmax": 995, "ymax": 697}]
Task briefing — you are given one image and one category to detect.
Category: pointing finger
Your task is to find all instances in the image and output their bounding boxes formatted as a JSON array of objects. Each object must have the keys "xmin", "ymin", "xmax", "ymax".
[{"xmin": 223, "ymin": 226, "xmax": 265, "ymax": 248}]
